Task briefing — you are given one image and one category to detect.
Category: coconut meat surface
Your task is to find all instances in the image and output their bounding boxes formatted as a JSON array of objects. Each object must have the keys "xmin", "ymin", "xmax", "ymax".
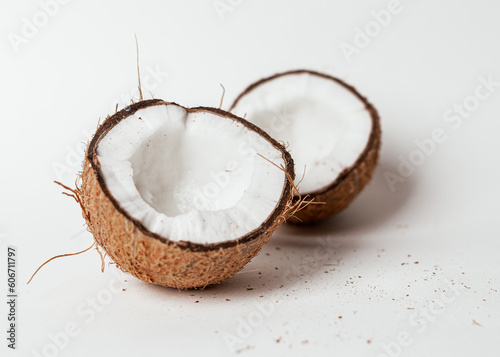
[
  {"xmin": 231, "ymin": 72, "xmax": 372, "ymax": 194},
  {"xmin": 96, "ymin": 104, "xmax": 286, "ymax": 244}
]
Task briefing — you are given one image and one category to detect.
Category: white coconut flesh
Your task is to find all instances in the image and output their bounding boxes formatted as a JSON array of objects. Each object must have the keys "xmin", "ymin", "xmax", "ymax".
[
  {"xmin": 231, "ymin": 72, "xmax": 373, "ymax": 194},
  {"xmin": 96, "ymin": 104, "xmax": 287, "ymax": 245}
]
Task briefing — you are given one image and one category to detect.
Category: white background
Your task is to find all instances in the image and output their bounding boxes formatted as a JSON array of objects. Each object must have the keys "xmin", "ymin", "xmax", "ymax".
[{"xmin": 1, "ymin": 0, "xmax": 500, "ymax": 356}]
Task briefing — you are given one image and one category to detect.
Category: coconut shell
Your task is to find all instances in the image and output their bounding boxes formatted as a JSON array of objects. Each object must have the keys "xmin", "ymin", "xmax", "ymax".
[
  {"xmin": 79, "ymin": 100, "xmax": 295, "ymax": 289},
  {"xmin": 230, "ymin": 70, "xmax": 381, "ymax": 224}
]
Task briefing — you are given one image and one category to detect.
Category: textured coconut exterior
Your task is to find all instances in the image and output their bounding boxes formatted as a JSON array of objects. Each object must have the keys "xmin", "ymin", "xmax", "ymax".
[
  {"xmin": 230, "ymin": 70, "xmax": 381, "ymax": 224},
  {"xmin": 79, "ymin": 100, "xmax": 295, "ymax": 289}
]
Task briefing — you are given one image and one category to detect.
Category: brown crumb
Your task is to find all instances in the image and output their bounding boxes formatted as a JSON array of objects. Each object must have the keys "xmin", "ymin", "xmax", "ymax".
[
  {"xmin": 414, "ymin": 261, "xmax": 419, "ymax": 264},
  {"xmin": 247, "ymin": 288, "xmax": 254, "ymax": 291},
  {"xmin": 276, "ymin": 337, "xmax": 281, "ymax": 343},
  {"xmin": 302, "ymin": 340, "xmax": 309, "ymax": 344},
  {"xmin": 226, "ymin": 299, "xmax": 230, "ymax": 301},
  {"xmin": 122, "ymin": 288, "xmax": 126, "ymax": 291},
  {"xmin": 195, "ymin": 301, "xmax": 199, "ymax": 303},
  {"xmin": 236, "ymin": 345, "xmax": 254, "ymax": 354},
  {"xmin": 473, "ymin": 320, "xmax": 482, "ymax": 327},
  {"xmin": 367, "ymin": 340, "xmax": 371, "ymax": 344},
  {"xmin": 338, "ymin": 316, "xmax": 342, "ymax": 319}
]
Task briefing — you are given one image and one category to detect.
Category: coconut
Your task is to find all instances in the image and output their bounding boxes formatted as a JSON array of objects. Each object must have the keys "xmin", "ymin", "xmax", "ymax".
[
  {"xmin": 230, "ymin": 70, "xmax": 381, "ymax": 224},
  {"xmin": 78, "ymin": 99, "xmax": 294, "ymax": 289}
]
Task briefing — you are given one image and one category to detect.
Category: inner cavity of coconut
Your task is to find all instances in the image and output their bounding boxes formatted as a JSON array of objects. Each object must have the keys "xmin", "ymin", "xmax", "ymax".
[
  {"xmin": 231, "ymin": 72, "xmax": 372, "ymax": 194},
  {"xmin": 96, "ymin": 104, "xmax": 286, "ymax": 244}
]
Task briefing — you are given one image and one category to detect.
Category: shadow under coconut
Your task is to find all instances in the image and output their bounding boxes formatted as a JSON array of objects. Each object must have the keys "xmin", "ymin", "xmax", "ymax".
[
  {"xmin": 286, "ymin": 160, "xmax": 414, "ymax": 237},
  {"xmin": 199, "ymin": 232, "xmax": 356, "ymax": 298},
  {"xmin": 138, "ymin": 231, "xmax": 355, "ymax": 301}
]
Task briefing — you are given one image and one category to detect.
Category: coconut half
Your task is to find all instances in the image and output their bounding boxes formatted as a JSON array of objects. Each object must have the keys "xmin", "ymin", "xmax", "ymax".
[
  {"xmin": 79, "ymin": 99, "xmax": 294, "ymax": 289},
  {"xmin": 230, "ymin": 70, "xmax": 381, "ymax": 224}
]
